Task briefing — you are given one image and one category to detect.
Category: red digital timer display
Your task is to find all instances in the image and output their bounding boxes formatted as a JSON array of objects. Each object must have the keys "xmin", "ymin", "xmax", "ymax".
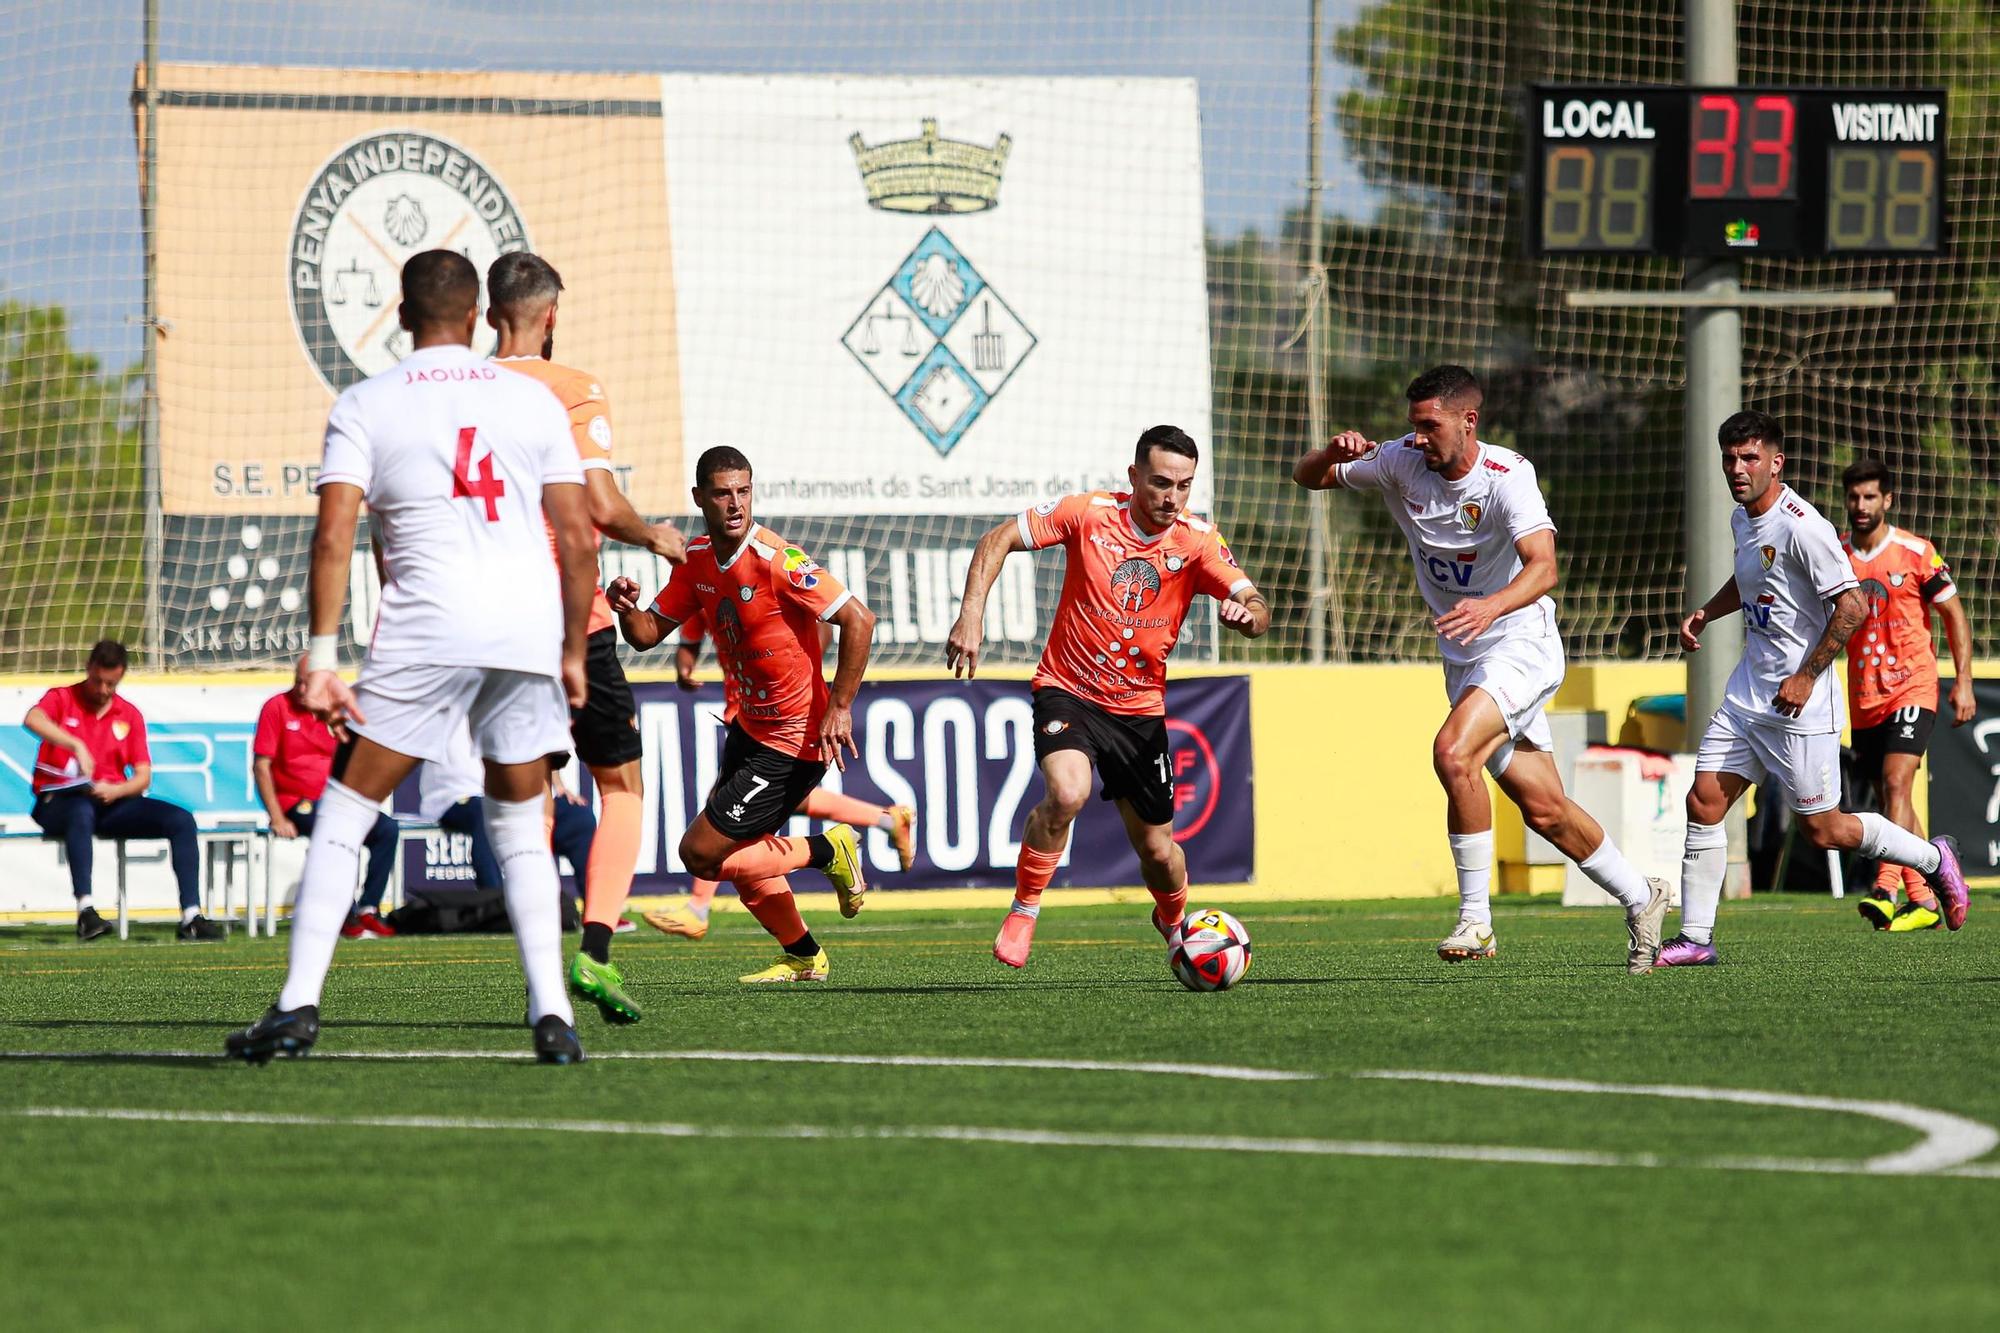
[{"xmin": 1527, "ymin": 86, "xmax": 1947, "ymax": 258}]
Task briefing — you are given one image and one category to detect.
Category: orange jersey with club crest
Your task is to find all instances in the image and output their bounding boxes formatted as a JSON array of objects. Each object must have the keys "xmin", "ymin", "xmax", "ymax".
[
  {"xmin": 648, "ymin": 527, "xmax": 855, "ymax": 759},
  {"xmin": 496, "ymin": 357, "xmax": 618, "ymax": 635},
  {"xmin": 1843, "ymin": 526, "xmax": 1955, "ymax": 728},
  {"xmin": 1019, "ymin": 492, "xmax": 1253, "ymax": 716}
]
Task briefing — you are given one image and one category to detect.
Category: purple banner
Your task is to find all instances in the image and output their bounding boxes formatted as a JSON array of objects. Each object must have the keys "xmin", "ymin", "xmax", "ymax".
[{"xmin": 397, "ymin": 674, "xmax": 1253, "ymax": 892}]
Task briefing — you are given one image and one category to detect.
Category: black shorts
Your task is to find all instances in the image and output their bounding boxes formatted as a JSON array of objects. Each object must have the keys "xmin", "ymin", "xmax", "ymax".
[
  {"xmin": 570, "ymin": 627, "xmax": 644, "ymax": 767},
  {"xmin": 1852, "ymin": 704, "xmax": 1936, "ymax": 775},
  {"xmin": 1031, "ymin": 687, "xmax": 1174, "ymax": 827},
  {"xmin": 704, "ymin": 722, "xmax": 828, "ymax": 842}
]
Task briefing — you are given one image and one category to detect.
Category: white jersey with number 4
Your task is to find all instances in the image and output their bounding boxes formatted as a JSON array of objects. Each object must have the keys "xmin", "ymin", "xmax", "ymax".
[
  {"xmin": 1335, "ymin": 435, "xmax": 1560, "ymax": 665},
  {"xmin": 316, "ymin": 343, "xmax": 582, "ymax": 677},
  {"xmin": 1724, "ymin": 484, "xmax": 1858, "ymax": 735}
]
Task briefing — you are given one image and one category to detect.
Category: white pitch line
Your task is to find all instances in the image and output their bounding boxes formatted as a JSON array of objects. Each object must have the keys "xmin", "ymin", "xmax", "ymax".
[
  {"xmin": 0, "ymin": 1048, "xmax": 1316, "ymax": 1083},
  {"xmin": 11, "ymin": 1105, "xmax": 1999, "ymax": 1181},
  {"xmin": 1358, "ymin": 1070, "xmax": 2000, "ymax": 1176}
]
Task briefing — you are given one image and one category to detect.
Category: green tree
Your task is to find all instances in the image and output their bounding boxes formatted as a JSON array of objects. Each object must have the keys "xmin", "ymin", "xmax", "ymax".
[{"xmin": 0, "ymin": 302, "xmax": 143, "ymax": 670}]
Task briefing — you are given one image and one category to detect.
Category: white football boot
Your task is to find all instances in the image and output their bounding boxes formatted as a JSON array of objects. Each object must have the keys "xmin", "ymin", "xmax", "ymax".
[{"xmin": 1436, "ymin": 914, "xmax": 1497, "ymax": 962}]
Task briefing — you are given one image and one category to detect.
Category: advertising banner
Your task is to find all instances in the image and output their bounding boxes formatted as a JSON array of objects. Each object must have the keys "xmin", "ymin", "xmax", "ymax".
[
  {"xmin": 398, "ymin": 674, "xmax": 1254, "ymax": 894},
  {"xmin": 1924, "ymin": 677, "xmax": 2000, "ymax": 874},
  {"xmin": 144, "ymin": 65, "xmax": 1213, "ymax": 669}
]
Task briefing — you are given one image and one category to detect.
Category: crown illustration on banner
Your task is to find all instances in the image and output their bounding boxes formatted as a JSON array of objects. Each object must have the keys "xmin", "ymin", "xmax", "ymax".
[{"xmin": 849, "ymin": 119, "xmax": 1012, "ymax": 214}]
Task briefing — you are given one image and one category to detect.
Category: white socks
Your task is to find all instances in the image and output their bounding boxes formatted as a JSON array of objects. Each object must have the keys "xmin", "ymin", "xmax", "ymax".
[
  {"xmin": 180, "ymin": 905, "xmax": 201, "ymax": 925},
  {"xmin": 1449, "ymin": 830, "xmax": 1494, "ymax": 924},
  {"xmin": 1578, "ymin": 836, "xmax": 1651, "ymax": 912},
  {"xmin": 1008, "ymin": 900, "xmax": 1041, "ymax": 920},
  {"xmin": 278, "ymin": 778, "xmax": 374, "ymax": 1011},
  {"xmin": 1678, "ymin": 820, "xmax": 1728, "ymax": 945},
  {"xmin": 1855, "ymin": 812, "xmax": 1940, "ymax": 875},
  {"xmin": 485, "ymin": 794, "xmax": 575, "ymax": 1027}
]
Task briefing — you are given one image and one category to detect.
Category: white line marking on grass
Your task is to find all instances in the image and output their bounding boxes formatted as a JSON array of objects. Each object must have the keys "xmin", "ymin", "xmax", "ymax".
[
  {"xmin": 0, "ymin": 1049, "xmax": 1316, "ymax": 1083},
  {"xmin": 1358, "ymin": 1070, "xmax": 2000, "ymax": 1176},
  {"xmin": 12, "ymin": 1105, "xmax": 1998, "ymax": 1182}
]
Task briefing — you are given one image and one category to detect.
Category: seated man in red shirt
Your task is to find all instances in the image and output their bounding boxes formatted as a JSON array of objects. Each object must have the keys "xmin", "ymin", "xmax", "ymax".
[
  {"xmin": 253, "ymin": 659, "xmax": 401, "ymax": 939},
  {"xmin": 24, "ymin": 639, "xmax": 221, "ymax": 941}
]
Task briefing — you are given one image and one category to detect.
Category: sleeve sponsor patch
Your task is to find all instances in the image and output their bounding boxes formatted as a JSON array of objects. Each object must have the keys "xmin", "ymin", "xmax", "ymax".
[
  {"xmin": 781, "ymin": 546, "xmax": 822, "ymax": 589},
  {"xmin": 587, "ymin": 415, "xmax": 612, "ymax": 450}
]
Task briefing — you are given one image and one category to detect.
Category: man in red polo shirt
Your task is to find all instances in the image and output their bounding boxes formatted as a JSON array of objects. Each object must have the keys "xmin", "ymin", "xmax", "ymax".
[
  {"xmin": 24, "ymin": 639, "xmax": 221, "ymax": 941},
  {"xmin": 252, "ymin": 660, "xmax": 402, "ymax": 940}
]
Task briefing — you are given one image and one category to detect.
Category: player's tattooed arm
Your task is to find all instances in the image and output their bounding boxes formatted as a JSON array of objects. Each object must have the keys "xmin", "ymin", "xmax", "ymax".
[
  {"xmin": 1292, "ymin": 430, "xmax": 1375, "ymax": 490},
  {"xmin": 1775, "ymin": 587, "xmax": 1865, "ymax": 716},
  {"xmin": 947, "ymin": 518, "xmax": 1029, "ymax": 678},
  {"xmin": 585, "ymin": 469, "xmax": 687, "ymax": 565},
  {"xmin": 1219, "ymin": 589, "xmax": 1270, "ymax": 638},
  {"xmin": 1679, "ymin": 576, "xmax": 1743, "ymax": 652}
]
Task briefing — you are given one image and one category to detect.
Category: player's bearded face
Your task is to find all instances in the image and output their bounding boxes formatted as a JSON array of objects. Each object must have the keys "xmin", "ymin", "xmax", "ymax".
[
  {"xmin": 695, "ymin": 470, "xmax": 754, "ymax": 541},
  {"xmin": 1845, "ymin": 482, "xmax": 1888, "ymax": 535},
  {"xmin": 1722, "ymin": 440, "xmax": 1779, "ymax": 504},
  {"xmin": 1406, "ymin": 398, "xmax": 1476, "ymax": 473},
  {"xmin": 1127, "ymin": 450, "xmax": 1196, "ymax": 532}
]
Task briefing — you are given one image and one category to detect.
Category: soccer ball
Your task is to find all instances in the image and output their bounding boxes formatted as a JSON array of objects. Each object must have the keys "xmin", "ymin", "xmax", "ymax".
[{"xmin": 1168, "ymin": 909, "xmax": 1251, "ymax": 992}]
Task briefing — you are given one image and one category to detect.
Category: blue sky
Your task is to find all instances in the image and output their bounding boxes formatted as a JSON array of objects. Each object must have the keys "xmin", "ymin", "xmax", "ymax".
[{"xmin": 0, "ymin": 0, "xmax": 1368, "ymax": 368}]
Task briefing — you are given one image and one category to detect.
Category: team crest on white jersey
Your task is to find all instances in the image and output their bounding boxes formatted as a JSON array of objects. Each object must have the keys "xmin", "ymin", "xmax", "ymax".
[
  {"xmin": 289, "ymin": 130, "xmax": 531, "ymax": 392},
  {"xmin": 1759, "ymin": 544, "xmax": 1777, "ymax": 570},
  {"xmin": 1458, "ymin": 501, "xmax": 1484, "ymax": 533}
]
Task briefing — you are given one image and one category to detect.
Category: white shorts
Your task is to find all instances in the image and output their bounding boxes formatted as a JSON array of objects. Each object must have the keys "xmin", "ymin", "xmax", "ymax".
[
  {"xmin": 347, "ymin": 662, "xmax": 572, "ymax": 768},
  {"xmin": 1443, "ymin": 633, "xmax": 1563, "ymax": 777},
  {"xmin": 1696, "ymin": 704, "xmax": 1841, "ymax": 814}
]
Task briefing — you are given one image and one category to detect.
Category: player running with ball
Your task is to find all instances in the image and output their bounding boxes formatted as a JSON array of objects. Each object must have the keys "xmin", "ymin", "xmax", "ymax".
[
  {"xmin": 1294, "ymin": 365, "xmax": 1671, "ymax": 971},
  {"xmin": 948, "ymin": 425, "xmax": 1269, "ymax": 968},
  {"xmin": 1654, "ymin": 412, "xmax": 1968, "ymax": 967}
]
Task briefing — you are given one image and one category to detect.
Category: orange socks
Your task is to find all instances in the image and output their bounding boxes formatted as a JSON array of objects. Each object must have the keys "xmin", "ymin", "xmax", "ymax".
[
  {"xmin": 736, "ymin": 876, "xmax": 808, "ymax": 948},
  {"xmin": 688, "ymin": 877, "xmax": 719, "ymax": 910},
  {"xmin": 716, "ymin": 834, "xmax": 815, "ymax": 883},
  {"xmin": 1149, "ymin": 883, "xmax": 1188, "ymax": 931},
  {"xmin": 801, "ymin": 788, "xmax": 889, "ymax": 829},
  {"xmin": 1903, "ymin": 862, "xmax": 1936, "ymax": 905},
  {"xmin": 1013, "ymin": 843, "xmax": 1063, "ymax": 912},
  {"xmin": 583, "ymin": 791, "xmax": 643, "ymax": 929}
]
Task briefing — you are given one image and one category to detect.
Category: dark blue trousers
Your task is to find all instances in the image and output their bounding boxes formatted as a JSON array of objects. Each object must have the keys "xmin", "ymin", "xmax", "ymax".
[
  {"xmin": 31, "ymin": 790, "xmax": 200, "ymax": 908},
  {"xmin": 288, "ymin": 802, "xmax": 400, "ymax": 912},
  {"xmin": 437, "ymin": 796, "xmax": 595, "ymax": 897}
]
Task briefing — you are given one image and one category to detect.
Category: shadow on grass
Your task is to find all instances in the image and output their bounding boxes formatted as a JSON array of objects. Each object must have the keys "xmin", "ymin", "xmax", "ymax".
[{"xmin": 3, "ymin": 1018, "xmax": 521, "ymax": 1032}]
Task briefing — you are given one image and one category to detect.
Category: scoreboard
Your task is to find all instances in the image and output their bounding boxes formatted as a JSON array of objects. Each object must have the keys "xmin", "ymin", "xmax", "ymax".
[{"xmin": 1526, "ymin": 86, "xmax": 1947, "ymax": 257}]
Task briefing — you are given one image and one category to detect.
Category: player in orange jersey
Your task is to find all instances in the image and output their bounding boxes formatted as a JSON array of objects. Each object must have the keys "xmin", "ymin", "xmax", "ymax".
[
  {"xmin": 607, "ymin": 446, "xmax": 876, "ymax": 982},
  {"xmin": 488, "ymin": 253, "xmax": 686, "ymax": 1024},
  {"xmin": 947, "ymin": 425, "xmax": 1269, "ymax": 968},
  {"xmin": 643, "ymin": 611, "xmax": 916, "ymax": 940},
  {"xmin": 1840, "ymin": 457, "xmax": 1976, "ymax": 932}
]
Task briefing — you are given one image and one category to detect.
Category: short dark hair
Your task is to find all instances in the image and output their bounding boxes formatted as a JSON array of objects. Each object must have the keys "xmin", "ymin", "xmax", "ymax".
[
  {"xmin": 87, "ymin": 639, "xmax": 127, "ymax": 671},
  {"xmin": 695, "ymin": 445, "xmax": 753, "ymax": 489},
  {"xmin": 1718, "ymin": 409, "xmax": 1784, "ymax": 452},
  {"xmin": 1134, "ymin": 424, "xmax": 1199, "ymax": 468},
  {"xmin": 399, "ymin": 250, "xmax": 480, "ymax": 328},
  {"xmin": 486, "ymin": 252, "xmax": 564, "ymax": 313},
  {"xmin": 1405, "ymin": 364, "xmax": 1483, "ymax": 409},
  {"xmin": 1842, "ymin": 456, "xmax": 1892, "ymax": 494}
]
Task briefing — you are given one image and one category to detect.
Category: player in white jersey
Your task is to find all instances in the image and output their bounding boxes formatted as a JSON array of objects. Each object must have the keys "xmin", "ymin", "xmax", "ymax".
[
  {"xmin": 1656, "ymin": 411, "xmax": 1968, "ymax": 967},
  {"xmin": 225, "ymin": 250, "xmax": 601, "ymax": 1064},
  {"xmin": 1294, "ymin": 365, "xmax": 1670, "ymax": 971}
]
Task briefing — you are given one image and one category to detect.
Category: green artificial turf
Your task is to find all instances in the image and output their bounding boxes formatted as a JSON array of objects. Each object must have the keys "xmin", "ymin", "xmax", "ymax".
[{"xmin": 1, "ymin": 895, "xmax": 1995, "ymax": 1331}]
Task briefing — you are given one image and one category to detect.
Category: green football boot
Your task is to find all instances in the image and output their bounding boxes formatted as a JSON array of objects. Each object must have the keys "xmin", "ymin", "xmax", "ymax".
[{"xmin": 568, "ymin": 952, "xmax": 643, "ymax": 1024}]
